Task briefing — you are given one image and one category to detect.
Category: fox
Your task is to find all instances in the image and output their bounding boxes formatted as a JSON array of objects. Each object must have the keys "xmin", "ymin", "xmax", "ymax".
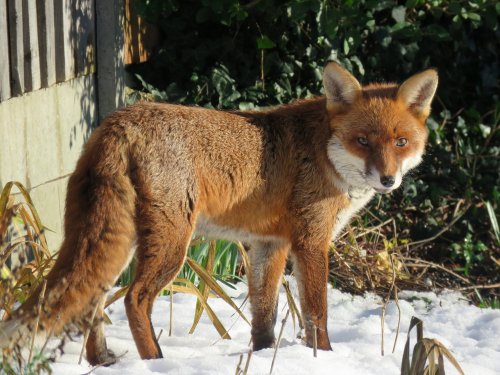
[{"xmin": 0, "ymin": 62, "xmax": 437, "ymax": 365}]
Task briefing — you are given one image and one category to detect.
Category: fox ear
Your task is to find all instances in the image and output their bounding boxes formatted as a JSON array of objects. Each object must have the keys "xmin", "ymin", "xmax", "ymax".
[
  {"xmin": 323, "ymin": 62, "xmax": 361, "ymax": 112},
  {"xmin": 397, "ymin": 69, "xmax": 438, "ymax": 118}
]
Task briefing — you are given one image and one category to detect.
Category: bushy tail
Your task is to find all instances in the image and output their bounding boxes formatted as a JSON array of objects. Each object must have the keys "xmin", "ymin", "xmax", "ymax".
[{"xmin": 1, "ymin": 123, "xmax": 137, "ymax": 346}]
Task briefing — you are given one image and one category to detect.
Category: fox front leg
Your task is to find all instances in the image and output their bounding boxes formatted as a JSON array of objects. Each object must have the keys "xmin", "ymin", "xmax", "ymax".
[
  {"xmin": 247, "ymin": 240, "xmax": 289, "ymax": 350},
  {"xmin": 291, "ymin": 237, "xmax": 332, "ymax": 351}
]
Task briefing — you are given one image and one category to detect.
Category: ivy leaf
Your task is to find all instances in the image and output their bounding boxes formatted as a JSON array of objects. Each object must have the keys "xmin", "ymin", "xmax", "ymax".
[
  {"xmin": 405, "ymin": 0, "xmax": 420, "ymax": 9},
  {"xmin": 425, "ymin": 24, "xmax": 451, "ymax": 41},
  {"xmin": 256, "ymin": 35, "xmax": 276, "ymax": 49},
  {"xmin": 391, "ymin": 6, "xmax": 406, "ymax": 23}
]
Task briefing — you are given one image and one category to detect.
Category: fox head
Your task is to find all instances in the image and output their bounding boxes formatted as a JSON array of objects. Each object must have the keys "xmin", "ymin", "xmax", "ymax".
[{"xmin": 323, "ymin": 62, "xmax": 438, "ymax": 194}]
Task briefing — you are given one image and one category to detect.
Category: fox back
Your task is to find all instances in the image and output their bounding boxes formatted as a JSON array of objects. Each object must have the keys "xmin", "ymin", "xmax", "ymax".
[{"xmin": 0, "ymin": 62, "xmax": 437, "ymax": 365}]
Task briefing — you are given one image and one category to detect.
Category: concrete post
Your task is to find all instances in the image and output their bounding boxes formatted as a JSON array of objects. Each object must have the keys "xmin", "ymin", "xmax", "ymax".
[{"xmin": 95, "ymin": 0, "xmax": 125, "ymax": 123}]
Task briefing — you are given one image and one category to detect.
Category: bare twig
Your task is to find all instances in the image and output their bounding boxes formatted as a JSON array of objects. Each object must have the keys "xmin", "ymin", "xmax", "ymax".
[
  {"xmin": 12, "ymin": 174, "xmax": 71, "ymax": 195},
  {"xmin": 81, "ymin": 351, "xmax": 128, "ymax": 375},
  {"xmin": 156, "ymin": 329, "xmax": 163, "ymax": 342},
  {"xmin": 455, "ymin": 282, "xmax": 500, "ymax": 291},
  {"xmin": 403, "ymin": 257, "xmax": 471, "ymax": 284},
  {"xmin": 28, "ymin": 279, "xmax": 48, "ymax": 364},
  {"xmin": 243, "ymin": 349, "xmax": 253, "ymax": 375},
  {"xmin": 390, "ymin": 255, "xmax": 401, "ymax": 354},
  {"xmin": 312, "ymin": 324, "xmax": 318, "ymax": 358},
  {"xmin": 79, "ymin": 302, "xmax": 100, "ymax": 365},
  {"xmin": 169, "ymin": 283, "xmax": 173, "ymax": 337},
  {"xmin": 270, "ymin": 309, "xmax": 290, "ymax": 374},
  {"xmin": 381, "ymin": 252, "xmax": 397, "ymax": 356},
  {"xmin": 398, "ymin": 203, "xmax": 470, "ymax": 251},
  {"xmin": 235, "ymin": 353, "xmax": 243, "ymax": 375},
  {"xmin": 392, "ymin": 286, "xmax": 401, "ymax": 354}
]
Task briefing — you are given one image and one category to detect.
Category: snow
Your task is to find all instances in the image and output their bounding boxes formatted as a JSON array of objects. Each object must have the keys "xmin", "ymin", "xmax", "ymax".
[{"xmin": 49, "ymin": 278, "xmax": 500, "ymax": 375}]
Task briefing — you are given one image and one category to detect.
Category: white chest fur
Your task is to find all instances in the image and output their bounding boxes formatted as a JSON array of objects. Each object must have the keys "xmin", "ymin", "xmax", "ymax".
[{"xmin": 331, "ymin": 187, "xmax": 375, "ymax": 240}]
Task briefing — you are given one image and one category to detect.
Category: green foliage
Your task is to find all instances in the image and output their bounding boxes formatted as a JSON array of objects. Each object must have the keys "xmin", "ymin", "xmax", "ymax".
[
  {"xmin": 475, "ymin": 290, "xmax": 500, "ymax": 309},
  {"xmin": 130, "ymin": 0, "xmax": 499, "ymax": 276},
  {"xmin": 118, "ymin": 239, "xmax": 242, "ymax": 288},
  {"xmin": 0, "ymin": 350, "xmax": 53, "ymax": 375},
  {"xmin": 180, "ymin": 239, "xmax": 243, "ymax": 285}
]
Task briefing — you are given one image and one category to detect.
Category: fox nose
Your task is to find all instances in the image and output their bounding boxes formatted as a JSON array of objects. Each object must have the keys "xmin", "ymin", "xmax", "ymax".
[{"xmin": 380, "ymin": 176, "xmax": 395, "ymax": 187}]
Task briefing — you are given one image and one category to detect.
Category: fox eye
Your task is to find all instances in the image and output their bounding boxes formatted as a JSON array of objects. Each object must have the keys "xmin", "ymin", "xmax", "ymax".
[
  {"xmin": 396, "ymin": 138, "xmax": 408, "ymax": 147},
  {"xmin": 357, "ymin": 137, "xmax": 368, "ymax": 146}
]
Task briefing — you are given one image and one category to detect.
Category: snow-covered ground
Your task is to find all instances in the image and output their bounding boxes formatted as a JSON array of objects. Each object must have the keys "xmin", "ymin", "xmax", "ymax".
[{"xmin": 50, "ymin": 278, "xmax": 500, "ymax": 375}]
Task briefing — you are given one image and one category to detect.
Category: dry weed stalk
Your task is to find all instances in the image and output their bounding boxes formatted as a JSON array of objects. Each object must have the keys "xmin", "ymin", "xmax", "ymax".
[
  {"xmin": 169, "ymin": 282, "xmax": 174, "ymax": 337},
  {"xmin": 235, "ymin": 352, "xmax": 244, "ymax": 375},
  {"xmin": 243, "ymin": 349, "xmax": 253, "ymax": 375},
  {"xmin": 79, "ymin": 302, "xmax": 100, "ymax": 365},
  {"xmin": 380, "ymin": 252, "xmax": 402, "ymax": 356},
  {"xmin": 28, "ymin": 279, "xmax": 47, "ymax": 364},
  {"xmin": 269, "ymin": 309, "xmax": 290, "ymax": 374},
  {"xmin": 312, "ymin": 324, "xmax": 318, "ymax": 358}
]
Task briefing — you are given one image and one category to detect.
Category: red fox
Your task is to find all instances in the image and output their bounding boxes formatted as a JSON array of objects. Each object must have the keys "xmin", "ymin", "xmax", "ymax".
[{"xmin": 0, "ymin": 62, "xmax": 437, "ymax": 365}]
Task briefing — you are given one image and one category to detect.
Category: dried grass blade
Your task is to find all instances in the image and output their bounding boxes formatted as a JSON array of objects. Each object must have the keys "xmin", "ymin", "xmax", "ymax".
[
  {"xmin": 175, "ymin": 278, "xmax": 231, "ymax": 339},
  {"xmin": 0, "ymin": 182, "xmax": 15, "ymax": 217},
  {"xmin": 189, "ymin": 240, "xmax": 216, "ymax": 334},
  {"xmin": 432, "ymin": 339, "xmax": 465, "ymax": 375},
  {"xmin": 10, "ymin": 182, "xmax": 49, "ymax": 249},
  {"xmin": 18, "ymin": 203, "xmax": 48, "ymax": 251},
  {"xmin": 410, "ymin": 341, "xmax": 428, "ymax": 375},
  {"xmin": 401, "ymin": 316, "xmax": 423, "ymax": 375},
  {"xmin": 186, "ymin": 257, "xmax": 250, "ymax": 325},
  {"xmin": 235, "ymin": 242, "xmax": 251, "ymax": 276},
  {"xmin": 282, "ymin": 278, "xmax": 303, "ymax": 331},
  {"xmin": 486, "ymin": 200, "xmax": 500, "ymax": 244},
  {"xmin": 105, "ymin": 286, "xmax": 129, "ymax": 308}
]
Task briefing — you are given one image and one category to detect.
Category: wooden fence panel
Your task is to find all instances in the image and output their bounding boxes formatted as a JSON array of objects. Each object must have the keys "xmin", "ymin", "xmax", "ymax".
[
  {"xmin": 37, "ymin": 0, "xmax": 56, "ymax": 88},
  {"xmin": 8, "ymin": 0, "xmax": 24, "ymax": 96},
  {"xmin": 73, "ymin": 0, "xmax": 95, "ymax": 76},
  {"xmin": 24, "ymin": 0, "xmax": 41, "ymax": 91},
  {"xmin": 0, "ymin": 0, "xmax": 111, "ymax": 103},
  {"xmin": 124, "ymin": 0, "xmax": 159, "ymax": 65},
  {"xmin": 0, "ymin": 0, "xmax": 11, "ymax": 101}
]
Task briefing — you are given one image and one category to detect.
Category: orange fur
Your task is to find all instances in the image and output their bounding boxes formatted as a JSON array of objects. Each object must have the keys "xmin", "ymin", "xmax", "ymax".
[{"xmin": 1, "ymin": 62, "xmax": 438, "ymax": 364}]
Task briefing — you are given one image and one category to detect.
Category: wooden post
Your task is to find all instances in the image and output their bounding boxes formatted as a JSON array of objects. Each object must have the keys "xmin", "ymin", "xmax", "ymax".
[
  {"xmin": 24, "ymin": 0, "xmax": 41, "ymax": 92},
  {"xmin": 8, "ymin": 0, "xmax": 24, "ymax": 96},
  {"xmin": 37, "ymin": 0, "xmax": 56, "ymax": 88},
  {"xmin": 96, "ymin": 0, "xmax": 125, "ymax": 122}
]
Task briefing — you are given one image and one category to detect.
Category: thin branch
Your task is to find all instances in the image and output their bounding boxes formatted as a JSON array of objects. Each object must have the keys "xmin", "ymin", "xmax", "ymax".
[
  {"xmin": 79, "ymin": 302, "xmax": 100, "ymax": 365},
  {"xmin": 312, "ymin": 324, "xmax": 318, "ymax": 358},
  {"xmin": 169, "ymin": 283, "xmax": 173, "ymax": 337},
  {"xmin": 12, "ymin": 174, "xmax": 72, "ymax": 195},
  {"xmin": 28, "ymin": 279, "xmax": 48, "ymax": 364},
  {"xmin": 235, "ymin": 353, "xmax": 244, "ymax": 375},
  {"xmin": 455, "ymin": 283, "xmax": 500, "ymax": 291},
  {"xmin": 270, "ymin": 309, "xmax": 290, "ymax": 374},
  {"xmin": 243, "ymin": 349, "xmax": 253, "ymax": 375},
  {"xmin": 403, "ymin": 257, "xmax": 471, "ymax": 284},
  {"xmin": 398, "ymin": 204, "xmax": 470, "ymax": 251},
  {"xmin": 81, "ymin": 351, "xmax": 128, "ymax": 375}
]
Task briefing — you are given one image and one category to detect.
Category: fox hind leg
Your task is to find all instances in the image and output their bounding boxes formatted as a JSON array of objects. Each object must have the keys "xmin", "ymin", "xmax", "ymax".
[
  {"xmin": 86, "ymin": 295, "xmax": 116, "ymax": 366},
  {"xmin": 125, "ymin": 200, "xmax": 194, "ymax": 360}
]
